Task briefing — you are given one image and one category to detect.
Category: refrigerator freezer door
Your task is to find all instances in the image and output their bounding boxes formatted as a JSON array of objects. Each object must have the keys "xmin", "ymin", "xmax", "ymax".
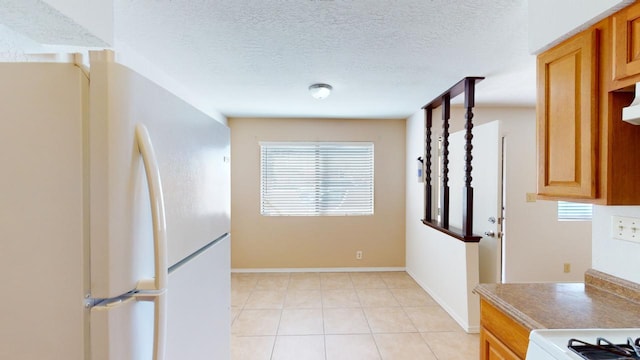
[
  {"xmin": 89, "ymin": 51, "xmax": 230, "ymax": 299},
  {"xmin": 166, "ymin": 235, "xmax": 231, "ymax": 360},
  {"xmin": 159, "ymin": 117, "xmax": 230, "ymax": 267},
  {"xmin": 89, "ymin": 51, "xmax": 155, "ymax": 299}
]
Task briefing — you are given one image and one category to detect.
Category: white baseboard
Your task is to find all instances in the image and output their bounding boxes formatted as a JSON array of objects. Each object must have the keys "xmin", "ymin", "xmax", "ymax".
[
  {"xmin": 405, "ymin": 268, "xmax": 480, "ymax": 334},
  {"xmin": 231, "ymin": 267, "xmax": 406, "ymax": 273}
]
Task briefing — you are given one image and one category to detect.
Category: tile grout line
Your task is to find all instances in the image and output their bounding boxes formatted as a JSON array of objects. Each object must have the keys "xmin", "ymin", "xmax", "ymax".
[
  {"xmin": 397, "ymin": 293, "xmax": 442, "ymax": 360},
  {"xmin": 351, "ymin": 273, "xmax": 383, "ymax": 359},
  {"xmin": 320, "ymin": 283, "xmax": 328, "ymax": 360},
  {"xmin": 231, "ymin": 271, "xmax": 478, "ymax": 360},
  {"xmin": 272, "ymin": 272, "xmax": 293, "ymax": 359}
]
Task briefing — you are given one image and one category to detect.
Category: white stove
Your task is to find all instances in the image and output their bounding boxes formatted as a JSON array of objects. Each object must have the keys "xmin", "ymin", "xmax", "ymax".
[{"xmin": 526, "ymin": 329, "xmax": 640, "ymax": 360}]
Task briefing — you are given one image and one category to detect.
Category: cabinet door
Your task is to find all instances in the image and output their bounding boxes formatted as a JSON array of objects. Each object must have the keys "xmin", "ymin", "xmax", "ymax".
[
  {"xmin": 614, "ymin": 3, "xmax": 640, "ymax": 80},
  {"xmin": 537, "ymin": 29, "xmax": 598, "ymax": 199},
  {"xmin": 480, "ymin": 327, "xmax": 521, "ymax": 360}
]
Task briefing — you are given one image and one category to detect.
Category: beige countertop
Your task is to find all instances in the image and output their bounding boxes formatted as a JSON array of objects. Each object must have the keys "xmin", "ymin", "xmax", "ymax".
[{"xmin": 474, "ymin": 269, "xmax": 640, "ymax": 331}]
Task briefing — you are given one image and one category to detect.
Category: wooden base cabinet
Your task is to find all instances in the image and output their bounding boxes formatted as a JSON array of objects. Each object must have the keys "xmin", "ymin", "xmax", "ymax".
[
  {"xmin": 479, "ymin": 300, "xmax": 529, "ymax": 360},
  {"xmin": 481, "ymin": 327, "xmax": 521, "ymax": 360}
]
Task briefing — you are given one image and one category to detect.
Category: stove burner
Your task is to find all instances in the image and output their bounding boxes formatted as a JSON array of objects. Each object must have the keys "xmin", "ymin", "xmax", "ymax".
[{"xmin": 568, "ymin": 337, "xmax": 640, "ymax": 360}]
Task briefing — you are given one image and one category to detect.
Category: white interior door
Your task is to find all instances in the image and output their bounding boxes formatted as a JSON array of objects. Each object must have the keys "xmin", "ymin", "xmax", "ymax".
[
  {"xmin": 471, "ymin": 121, "xmax": 502, "ymax": 284},
  {"xmin": 448, "ymin": 120, "xmax": 502, "ymax": 283}
]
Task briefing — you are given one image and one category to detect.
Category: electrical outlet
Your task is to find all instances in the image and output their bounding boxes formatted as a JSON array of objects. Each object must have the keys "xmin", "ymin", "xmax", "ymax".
[
  {"xmin": 563, "ymin": 263, "xmax": 571, "ymax": 273},
  {"xmin": 611, "ymin": 216, "xmax": 640, "ymax": 243},
  {"xmin": 356, "ymin": 250, "xmax": 363, "ymax": 260}
]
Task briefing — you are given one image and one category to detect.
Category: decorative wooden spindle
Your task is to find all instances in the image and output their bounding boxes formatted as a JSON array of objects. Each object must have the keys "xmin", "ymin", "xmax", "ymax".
[
  {"xmin": 424, "ymin": 107, "xmax": 433, "ymax": 222},
  {"xmin": 440, "ymin": 93, "xmax": 451, "ymax": 229},
  {"xmin": 462, "ymin": 78, "xmax": 477, "ymax": 237}
]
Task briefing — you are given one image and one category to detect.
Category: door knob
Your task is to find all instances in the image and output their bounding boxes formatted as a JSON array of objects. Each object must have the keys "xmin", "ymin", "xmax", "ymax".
[{"xmin": 484, "ymin": 231, "xmax": 495, "ymax": 237}]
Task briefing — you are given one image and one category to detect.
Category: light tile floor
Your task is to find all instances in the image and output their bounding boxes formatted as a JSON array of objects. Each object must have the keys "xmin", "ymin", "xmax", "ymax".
[{"xmin": 231, "ymin": 271, "xmax": 479, "ymax": 360}]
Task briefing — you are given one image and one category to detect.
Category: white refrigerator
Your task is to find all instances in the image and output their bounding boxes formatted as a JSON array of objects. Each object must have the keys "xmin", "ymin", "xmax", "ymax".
[{"xmin": 0, "ymin": 50, "xmax": 231, "ymax": 359}]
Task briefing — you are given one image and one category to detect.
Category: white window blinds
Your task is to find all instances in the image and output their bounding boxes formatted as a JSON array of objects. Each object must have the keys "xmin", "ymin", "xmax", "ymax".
[
  {"xmin": 557, "ymin": 201, "xmax": 593, "ymax": 221},
  {"xmin": 260, "ymin": 142, "xmax": 374, "ymax": 216}
]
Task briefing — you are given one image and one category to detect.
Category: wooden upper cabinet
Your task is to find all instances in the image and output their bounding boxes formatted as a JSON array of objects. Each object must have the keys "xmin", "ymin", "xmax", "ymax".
[
  {"xmin": 537, "ymin": 29, "xmax": 598, "ymax": 199},
  {"xmin": 536, "ymin": 4, "xmax": 640, "ymax": 205},
  {"xmin": 614, "ymin": 2, "xmax": 640, "ymax": 82}
]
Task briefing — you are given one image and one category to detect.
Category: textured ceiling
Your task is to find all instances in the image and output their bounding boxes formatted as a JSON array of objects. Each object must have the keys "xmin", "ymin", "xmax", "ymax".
[
  {"xmin": 2, "ymin": 0, "xmax": 536, "ymax": 119},
  {"xmin": 112, "ymin": 0, "xmax": 535, "ymax": 119},
  {"xmin": 0, "ymin": 0, "xmax": 107, "ymax": 47}
]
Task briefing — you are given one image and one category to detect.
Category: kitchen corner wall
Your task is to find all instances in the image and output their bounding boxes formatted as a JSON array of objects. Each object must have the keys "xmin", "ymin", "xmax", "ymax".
[
  {"xmin": 499, "ymin": 112, "xmax": 592, "ymax": 283},
  {"xmin": 229, "ymin": 117, "xmax": 406, "ymax": 269}
]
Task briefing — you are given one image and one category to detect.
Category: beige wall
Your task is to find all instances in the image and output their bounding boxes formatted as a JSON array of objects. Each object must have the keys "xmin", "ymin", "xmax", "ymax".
[{"xmin": 229, "ymin": 117, "xmax": 406, "ymax": 269}]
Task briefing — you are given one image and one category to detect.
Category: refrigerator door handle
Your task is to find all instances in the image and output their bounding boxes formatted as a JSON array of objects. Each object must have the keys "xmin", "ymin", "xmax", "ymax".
[
  {"xmin": 133, "ymin": 123, "xmax": 168, "ymax": 360},
  {"xmin": 134, "ymin": 290, "xmax": 167, "ymax": 360},
  {"xmin": 134, "ymin": 123, "xmax": 168, "ymax": 292}
]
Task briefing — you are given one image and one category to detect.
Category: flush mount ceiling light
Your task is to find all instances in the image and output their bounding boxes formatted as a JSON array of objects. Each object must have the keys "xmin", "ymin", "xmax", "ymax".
[{"xmin": 308, "ymin": 83, "xmax": 332, "ymax": 100}]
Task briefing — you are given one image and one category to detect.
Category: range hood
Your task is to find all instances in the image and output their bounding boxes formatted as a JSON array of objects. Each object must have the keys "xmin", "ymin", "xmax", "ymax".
[{"xmin": 622, "ymin": 82, "xmax": 640, "ymax": 125}]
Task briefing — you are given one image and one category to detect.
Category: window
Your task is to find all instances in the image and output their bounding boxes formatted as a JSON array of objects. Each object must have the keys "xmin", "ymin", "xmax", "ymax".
[
  {"xmin": 260, "ymin": 142, "xmax": 374, "ymax": 216},
  {"xmin": 557, "ymin": 201, "xmax": 593, "ymax": 221}
]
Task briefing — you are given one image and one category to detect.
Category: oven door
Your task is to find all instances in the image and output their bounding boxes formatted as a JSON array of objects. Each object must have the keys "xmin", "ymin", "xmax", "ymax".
[{"xmin": 526, "ymin": 329, "xmax": 640, "ymax": 360}]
